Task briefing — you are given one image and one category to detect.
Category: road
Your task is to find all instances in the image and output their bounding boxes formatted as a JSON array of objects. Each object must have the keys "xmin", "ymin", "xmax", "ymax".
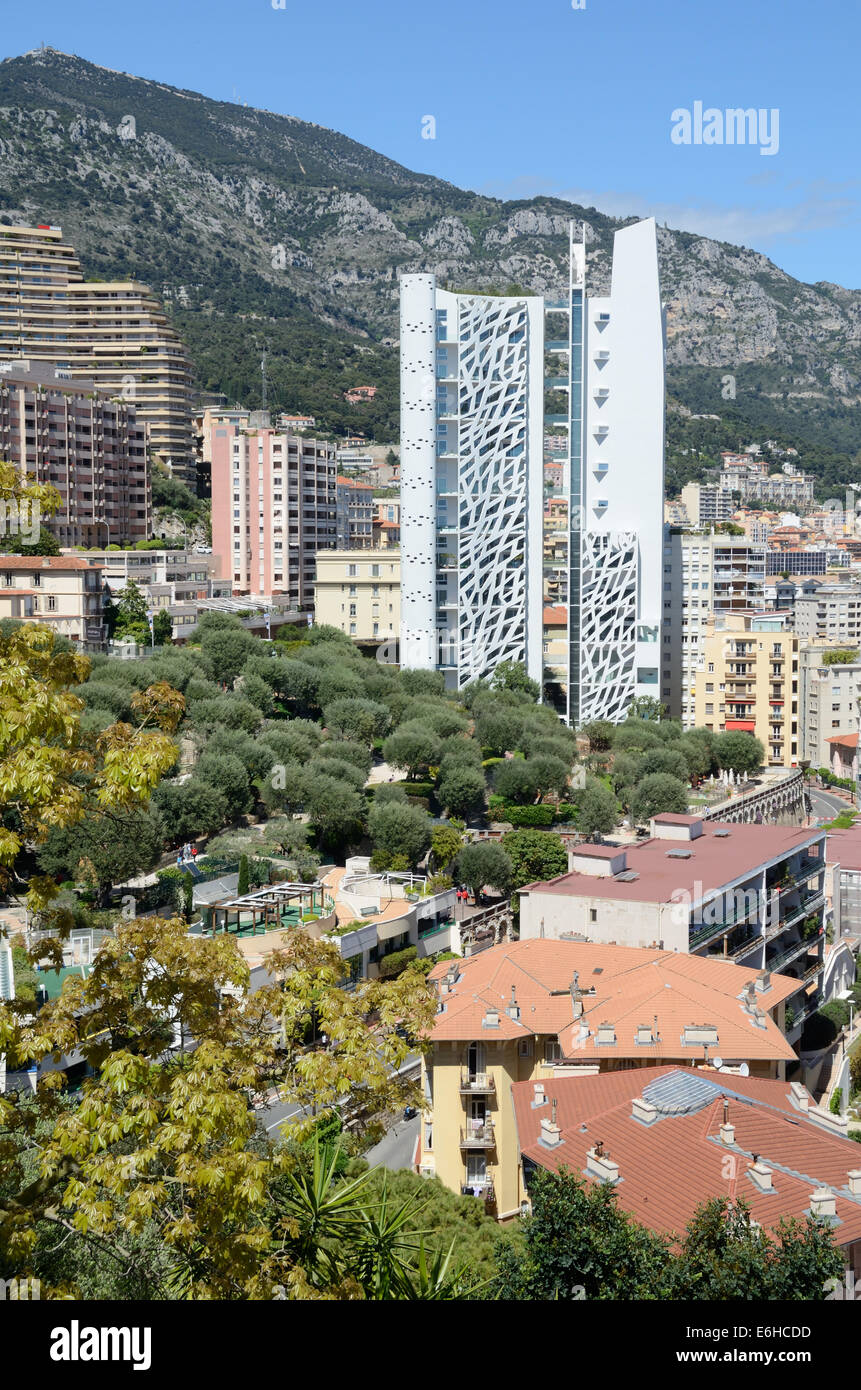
[
  {"xmin": 808, "ymin": 786, "xmax": 853, "ymax": 823},
  {"xmin": 364, "ymin": 1112, "xmax": 421, "ymax": 1171},
  {"xmin": 257, "ymin": 1050, "xmax": 421, "ymax": 1137}
]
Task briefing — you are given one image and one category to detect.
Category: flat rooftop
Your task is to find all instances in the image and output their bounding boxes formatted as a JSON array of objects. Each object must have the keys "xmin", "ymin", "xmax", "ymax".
[{"xmin": 520, "ymin": 821, "xmax": 822, "ymax": 905}]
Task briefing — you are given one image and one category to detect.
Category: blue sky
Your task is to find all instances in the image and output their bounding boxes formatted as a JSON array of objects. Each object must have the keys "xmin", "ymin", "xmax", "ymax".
[{"xmin": 4, "ymin": 0, "xmax": 860, "ymax": 287}]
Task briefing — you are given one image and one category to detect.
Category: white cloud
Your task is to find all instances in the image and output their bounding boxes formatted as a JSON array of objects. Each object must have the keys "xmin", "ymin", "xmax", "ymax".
[{"xmin": 478, "ymin": 177, "xmax": 859, "ymax": 249}]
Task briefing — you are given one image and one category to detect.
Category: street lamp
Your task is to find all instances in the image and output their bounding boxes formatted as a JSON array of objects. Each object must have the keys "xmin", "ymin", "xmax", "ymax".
[{"xmin": 146, "ymin": 608, "xmax": 156, "ymax": 651}]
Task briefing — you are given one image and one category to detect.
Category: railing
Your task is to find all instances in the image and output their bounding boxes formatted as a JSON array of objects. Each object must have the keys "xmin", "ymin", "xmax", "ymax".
[
  {"xmin": 460, "ymin": 1125, "xmax": 496, "ymax": 1148},
  {"xmin": 767, "ymin": 937, "xmax": 815, "ymax": 973},
  {"xmin": 461, "ymin": 1180, "xmax": 496, "ymax": 1202},
  {"xmin": 459, "ymin": 1071, "xmax": 495, "ymax": 1095}
]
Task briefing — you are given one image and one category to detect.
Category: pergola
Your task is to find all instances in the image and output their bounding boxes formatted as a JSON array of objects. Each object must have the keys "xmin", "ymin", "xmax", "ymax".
[{"xmin": 199, "ymin": 882, "xmax": 331, "ymax": 938}]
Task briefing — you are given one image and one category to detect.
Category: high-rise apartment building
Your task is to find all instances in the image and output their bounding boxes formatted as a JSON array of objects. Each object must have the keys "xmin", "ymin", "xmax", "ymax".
[
  {"xmin": 549, "ymin": 218, "xmax": 665, "ymax": 725},
  {"xmin": 0, "ymin": 360, "xmax": 150, "ymax": 546},
  {"xmin": 0, "ymin": 224, "xmax": 194, "ymax": 484},
  {"xmin": 399, "ymin": 276, "xmax": 544, "ymax": 687},
  {"xmin": 210, "ymin": 424, "xmax": 337, "ymax": 609},
  {"xmin": 680, "ymin": 480, "xmax": 735, "ymax": 526},
  {"xmin": 691, "ymin": 611, "xmax": 799, "ymax": 766},
  {"xmin": 399, "ymin": 218, "xmax": 664, "ymax": 720},
  {"xmin": 664, "ymin": 531, "xmax": 766, "ymax": 724}
]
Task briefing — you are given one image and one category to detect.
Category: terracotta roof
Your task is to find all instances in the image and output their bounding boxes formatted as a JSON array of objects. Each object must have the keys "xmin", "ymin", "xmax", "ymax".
[
  {"xmin": 428, "ymin": 939, "xmax": 798, "ymax": 1062},
  {"xmin": 512, "ymin": 1065, "xmax": 861, "ymax": 1247},
  {"xmin": 519, "ymin": 821, "xmax": 822, "ymax": 905},
  {"xmin": 542, "ymin": 605, "xmax": 567, "ymax": 627},
  {"xmin": 0, "ymin": 556, "xmax": 100, "ymax": 571},
  {"xmin": 826, "ymin": 824, "xmax": 861, "ymax": 870},
  {"xmin": 827, "ymin": 733, "xmax": 858, "ymax": 747}
]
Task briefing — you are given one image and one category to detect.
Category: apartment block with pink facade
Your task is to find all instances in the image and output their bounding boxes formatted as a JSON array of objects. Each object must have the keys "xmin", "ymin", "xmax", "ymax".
[{"xmin": 210, "ymin": 424, "xmax": 337, "ymax": 607}]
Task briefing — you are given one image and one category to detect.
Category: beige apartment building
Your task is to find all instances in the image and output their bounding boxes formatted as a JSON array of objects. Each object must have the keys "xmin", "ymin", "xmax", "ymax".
[
  {"xmin": 314, "ymin": 548, "xmax": 400, "ymax": 643},
  {"xmin": 0, "ymin": 224, "xmax": 193, "ymax": 483},
  {"xmin": 422, "ymin": 938, "xmax": 803, "ymax": 1220},
  {"xmin": 0, "ymin": 555, "xmax": 106, "ymax": 650},
  {"xmin": 691, "ymin": 610, "xmax": 798, "ymax": 765}
]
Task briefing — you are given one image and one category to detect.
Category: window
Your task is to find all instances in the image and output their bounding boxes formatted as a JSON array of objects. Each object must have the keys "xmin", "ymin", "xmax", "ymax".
[
  {"xmin": 347, "ymin": 564, "xmax": 357, "ymax": 577},
  {"xmin": 589, "ymin": 908, "xmax": 597, "ymax": 923},
  {"xmin": 47, "ymin": 595, "xmax": 57, "ymax": 612},
  {"xmin": 544, "ymin": 1041, "xmax": 562, "ymax": 1063}
]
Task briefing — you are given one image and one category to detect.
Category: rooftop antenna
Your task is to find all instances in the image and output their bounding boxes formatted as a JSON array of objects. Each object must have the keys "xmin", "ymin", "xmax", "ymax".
[{"xmin": 261, "ymin": 347, "xmax": 268, "ymax": 412}]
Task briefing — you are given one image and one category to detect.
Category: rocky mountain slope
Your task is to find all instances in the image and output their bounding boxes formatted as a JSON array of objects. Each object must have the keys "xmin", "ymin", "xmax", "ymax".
[{"xmin": 0, "ymin": 48, "xmax": 859, "ymax": 469}]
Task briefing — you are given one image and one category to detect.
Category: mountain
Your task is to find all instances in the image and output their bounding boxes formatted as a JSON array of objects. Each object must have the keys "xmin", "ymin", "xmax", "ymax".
[{"xmin": 0, "ymin": 47, "xmax": 859, "ymax": 484}]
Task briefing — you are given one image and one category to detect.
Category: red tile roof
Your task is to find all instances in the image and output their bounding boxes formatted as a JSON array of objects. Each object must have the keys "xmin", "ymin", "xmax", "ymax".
[
  {"xmin": 512, "ymin": 1065, "xmax": 861, "ymax": 1247},
  {"xmin": 428, "ymin": 939, "xmax": 798, "ymax": 1062},
  {"xmin": 828, "ymin": 733, "xmax": 858, "ymax": 747},
  {"xmin": 0, "ymin": 556, "xmax": 100, "ymax": 571}
]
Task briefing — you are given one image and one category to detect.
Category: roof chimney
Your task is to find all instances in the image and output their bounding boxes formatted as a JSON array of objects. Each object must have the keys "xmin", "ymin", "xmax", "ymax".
[
  {"xmin": 586, "ymin": 1145, "xmax": 620, "ymax": 1185},
  {"xmin": 789, "ymin": 1082, "xmax": 810, "ymax": 1112},
  {"xmin": 483, "ymin": 1007, "xmax": 500, "ymax": 1029},
  {"xmin": 756, "ymin": 969, "xmax": 771, "ymax": 993},
  {"xmin": 810, "ymin": 1187, "xmax": 837, "ymax": 1219},
  {"xmin": 532, "ymin": 1082, "xmax": 546, "ymax": 1108},
  {"xmin": 506, "ymin": 985, "xmax": 520, "ymax": 1020},
  {"xmin": 848, "ymin": 1170, "xmax": 861, "ymax": 1197},
  {"xmin": 539, "ymin": 1114, "xmax": 561, "ymax": 1148},
  {"xmin": 748, "ymin": 1160, "xmax": 774, "ymax": 1193},
  {"xmin": 720, "ymin": 1100, "xmax": 735, "ymax": 1146},
  {"xmin": 631, "ymin": 1096, "xmax": 658, "ymax": 1126}
]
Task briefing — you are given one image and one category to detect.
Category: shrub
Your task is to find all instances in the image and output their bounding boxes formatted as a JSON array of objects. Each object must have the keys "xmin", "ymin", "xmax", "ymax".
[
  {"xmin": 377, "ymin": 945, "xmax": 418, "ymax": 979},
  {"xmin": 501, "ymin": 804, "xmax": 555, "ymax": 827}
]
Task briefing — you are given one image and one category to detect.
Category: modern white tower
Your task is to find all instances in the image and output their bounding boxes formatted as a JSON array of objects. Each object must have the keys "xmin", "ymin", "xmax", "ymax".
[
  {"xmin": 550, "ymin": 217, "xmax": 665, "ymax": 725},
  {"xmin": 400, "ymin": 276, "xmax": 544, "ymax": 688}
]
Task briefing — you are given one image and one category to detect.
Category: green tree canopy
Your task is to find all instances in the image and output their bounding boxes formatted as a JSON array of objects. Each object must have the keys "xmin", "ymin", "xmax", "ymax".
[
  {"xmin": 502, "ymin": 829, "xmax": 568, "ymax": 891},
  {"xmin": 715, "ymin": 731, "xmax": 765, "ymax": 775},
  {"xmin": 382, "ymin": 722, "xmax": 443, "ymax": 780},
  {"xmin": 437, "ymin": 764, "xmax": 486, "ymax": 819},
  {"xmin": 368, "ymin": 800, "xmax": 432, "ymax": 870},
  {"xmin": 630, "ymin": 773, "xmax": 690, "ymax": 823},
  {"xmin": 454, "ymin": 841, "xmax": 512, "ymax": 899}
]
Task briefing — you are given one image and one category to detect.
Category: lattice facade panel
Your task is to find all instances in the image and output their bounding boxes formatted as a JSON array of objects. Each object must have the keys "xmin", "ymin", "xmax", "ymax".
[{"xmin": 579, "ymin": 530, "xmax": 639, "ymax": 723}]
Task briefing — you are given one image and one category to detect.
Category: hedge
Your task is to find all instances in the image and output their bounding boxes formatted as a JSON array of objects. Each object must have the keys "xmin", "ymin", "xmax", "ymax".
[
  {"xmin": 377, "ymin": 945, "xmax": 418, "ymax": 979},
  {"xmin": 501, "ymin": 804, "xmax": 556, "ymax": 827},
  {"xmin": 389, "ymin": 781, "xmax": 436, "ymax": 798}
]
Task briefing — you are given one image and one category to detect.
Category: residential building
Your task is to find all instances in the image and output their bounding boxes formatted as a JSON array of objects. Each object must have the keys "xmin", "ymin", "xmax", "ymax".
[
  {"xmin": 518, "ymin": 814, "xmax": 826, "ymax": 1046},
  {"xmin": 344, "ymin": 385, "xmax": 377, "ymax": 403},
  {"xmin": 794, "ymin": 583, "xmax": 861, "ymax": 644},
  {"xmin": 73, "ymin": 548, "xmax": 232, "ymax": 640},
  {"xmin": 799, "ymin": 644, "xmax": 861, "ymax": 769},
  {"xmin": 542, "ymin": 603, "xmax": 568, "ymax": 690},
  {"xmin": 278, "ymin": 414, "xmax": 316, "ymax": 430},
  {"xmin": 335, "ymin": 475, "xmax": 374, "ymax": 548},
  {"xmin": 0, "ymin": 224, "xmax": 194, "ymax": 484},
  {"xmin": 400, "ymin": 216, "xmax": 665, "ymax": 719},
  {"xmin": 399, "ymin": 272, "xmax": 545, "ymax": 688},
  {"xmin": 511, "ymin": 1066, "xmax": 861, "ymax": 1267},
  {"xmin": 0, "ymin": 360, "xmax": 150, "ymax": 547},
  {"xmin": 828, "ymin": 732, "xmax": 858, "ymax": 782},
  {"xmin": 720, "ymin": 464, "xmax": 815, "ymax": 509},
  {"xmin": 663, "ymin": 531, "xmax": 766, "ymax": 725},
  {"xmin": 421, "ymin": 938, "xmax": 804, "ymax": 1219},
  {"xmin": 372, "ymin": 495, "xmax": 400, "ymax": 548},
  {"xmin": 766, "ymin": 548, "xmax": 828, "ymax": 577},
  {"xmin": 210, "ymin": 425, "xmax": 337, "ymax": 608},
  {"xmin": 192, "ymin": 406, "xmax": 251, "ymax": 499},
  {"xmin": 313, "ymin": 547, "xmax": 400, "ymax": 644},
  {"xmin": 680, "ymin": 481, "xmax": 734, "ymax": 526},
  {"xmin": 826, "ymin": 824, "xmax": 861, "ymax": 944},
  {"xmin": 691, "ymin": 610, "xmax": 798, "ymax": 764},
  {"xmin": 0, "ymin": 555, "xmax": 106, "ymax": 650},
  {"xmin": 546, "ymin": 218, "xmax": 665, "ymax": 724}
]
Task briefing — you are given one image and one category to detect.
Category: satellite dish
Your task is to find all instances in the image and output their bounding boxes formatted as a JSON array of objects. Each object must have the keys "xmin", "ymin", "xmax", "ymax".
[
  {"xmin": 739, "ymin": 1062, "xmax": 750, "ymax": 1077},
  {"xmin": 712, "ymin": 1057, "xmax": 723, "ymax": 1070}
]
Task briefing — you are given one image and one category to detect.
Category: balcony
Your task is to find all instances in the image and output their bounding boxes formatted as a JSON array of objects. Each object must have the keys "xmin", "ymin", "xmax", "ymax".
[
  {"xmin": 460, "ymin": 1179, "xmax": 495, "ymax": 1203},
  {"xmin": 460, "ymin": 1071, "xmax": 495, "ymax": 1096},
  {"xmin": 460, "ymin": 1124, "xmax": 496, "ymax": 1149}
]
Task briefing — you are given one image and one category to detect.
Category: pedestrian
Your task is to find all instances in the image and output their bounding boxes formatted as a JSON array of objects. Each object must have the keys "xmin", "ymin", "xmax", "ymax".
[
  {"xmin": 191, "ymin": 844, "xmax": 198, "ymax": 860},
  {"xmin": 176, "ymin": 853, "xmax": 182, "ymax": 870}
]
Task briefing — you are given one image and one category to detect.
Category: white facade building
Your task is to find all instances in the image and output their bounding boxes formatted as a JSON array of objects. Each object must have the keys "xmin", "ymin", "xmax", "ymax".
[
  {"xmin": 399, "ymin": 276, "xmax": 544, "ymax": 686},
  {"xmin": 558, "ymin": 218, "xmax": 666, "ymax": 724}
]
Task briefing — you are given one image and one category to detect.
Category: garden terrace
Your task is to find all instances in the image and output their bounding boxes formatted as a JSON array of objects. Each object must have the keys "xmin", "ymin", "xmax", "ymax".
[{"xmin": 193, "ymin": 881, "xmax": 334, "ymax": 939}]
